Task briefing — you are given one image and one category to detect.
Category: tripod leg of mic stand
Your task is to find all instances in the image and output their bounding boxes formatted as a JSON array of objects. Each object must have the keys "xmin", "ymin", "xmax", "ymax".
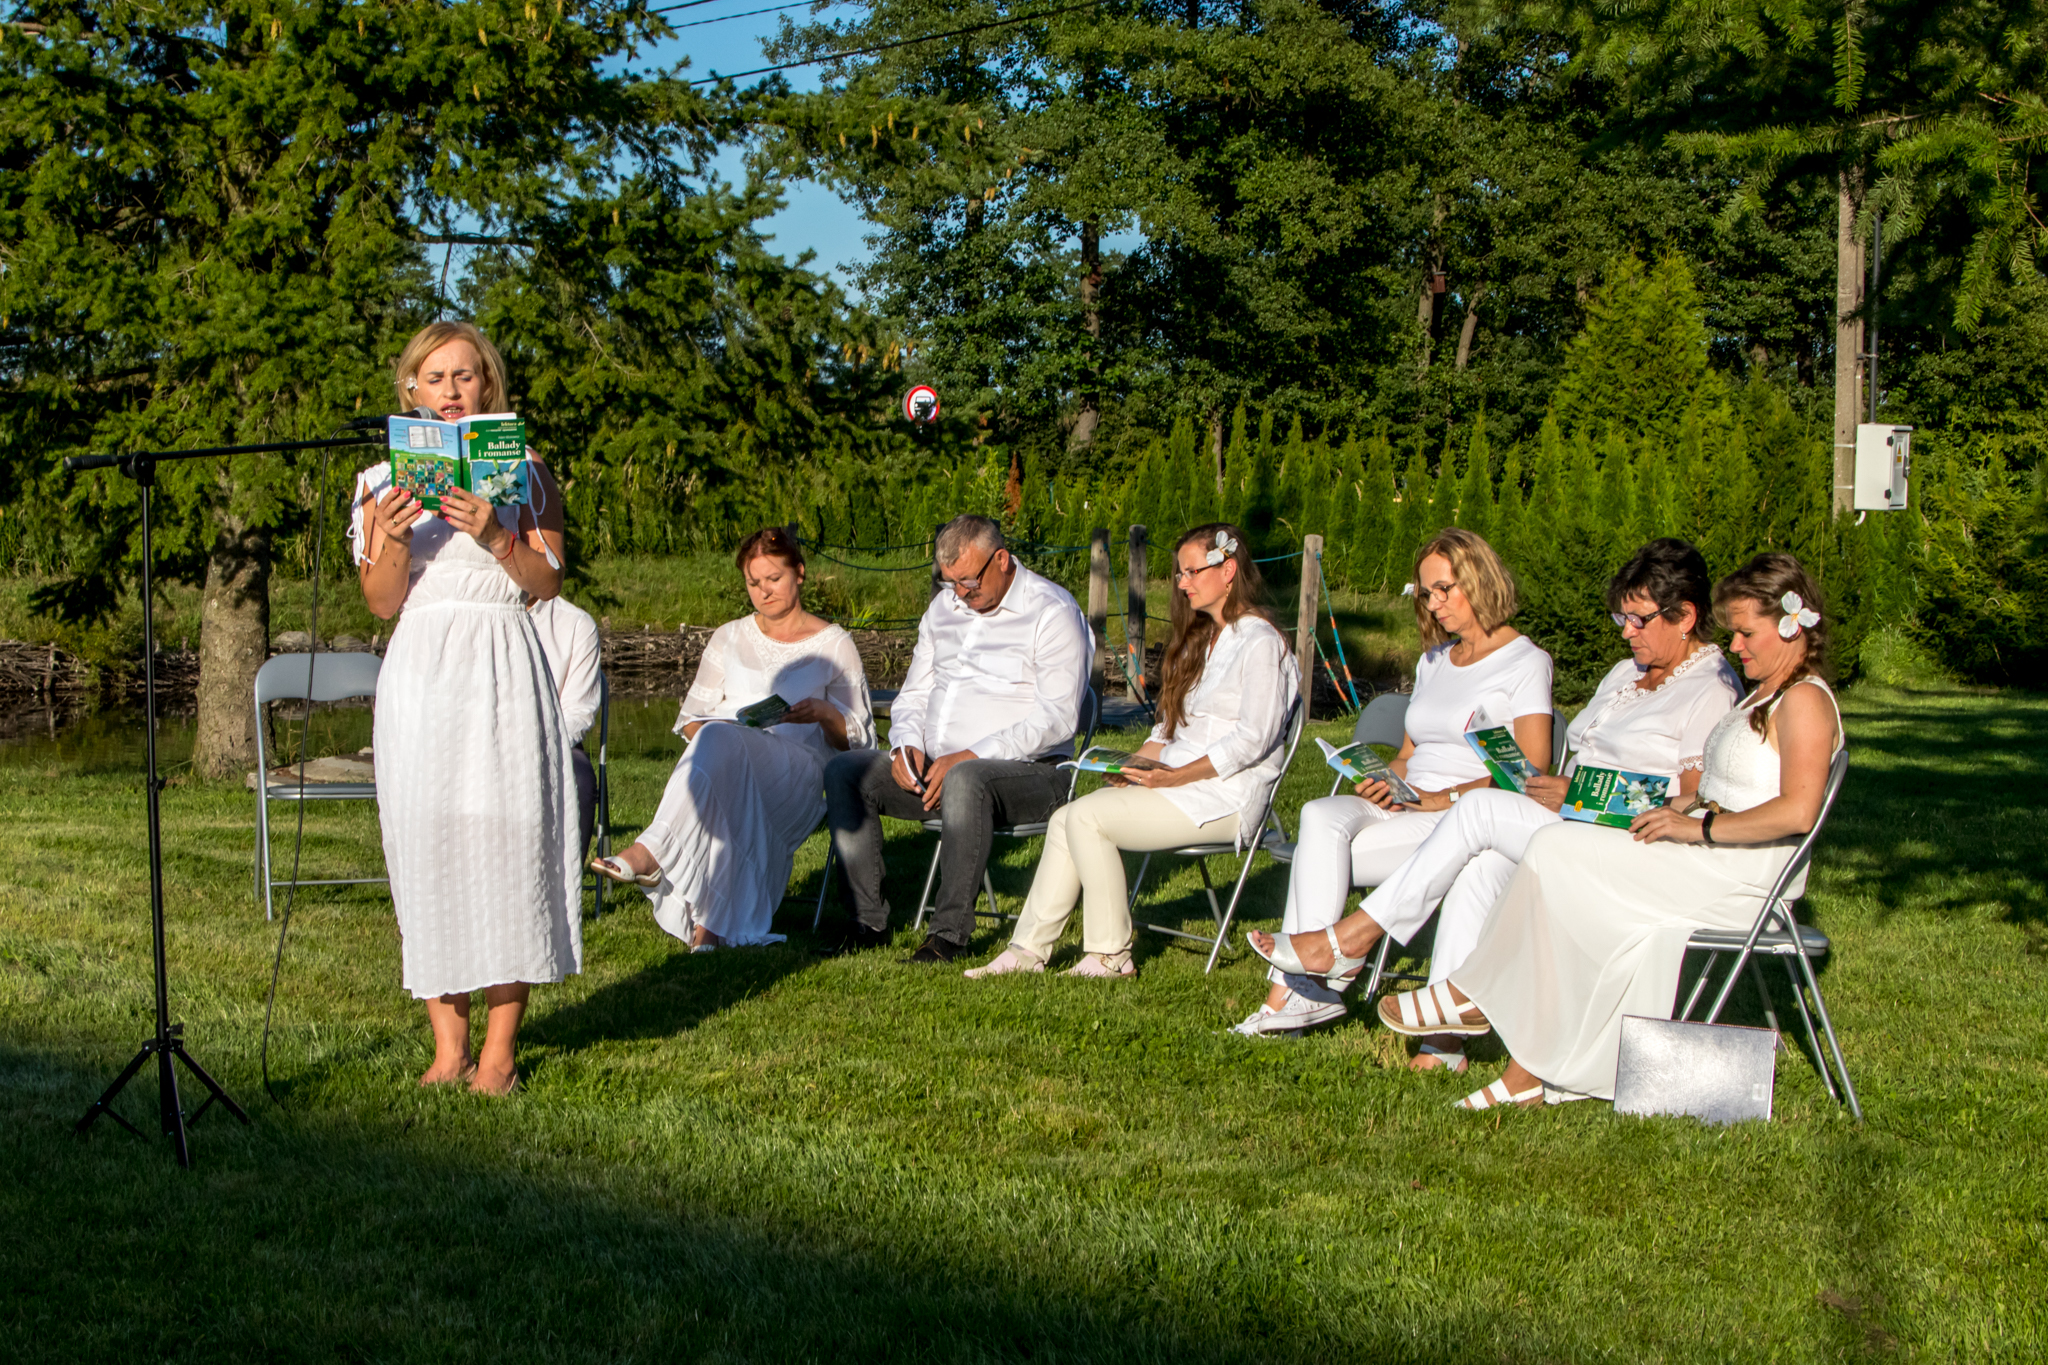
[
  {"xmin": 160, "ymin": 1042, "xmax": 190, "ymax": 1168},
  {"xmin": 75, "ymin": 1040, "xmax": 158, "ymax": 1140},
  {"xmin": 173, "ymin": 1041, "xmax": 252, "ymax": 1126}
]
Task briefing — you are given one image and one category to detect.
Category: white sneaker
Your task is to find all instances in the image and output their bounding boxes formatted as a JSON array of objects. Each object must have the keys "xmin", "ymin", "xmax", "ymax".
[
  {"xmin": 963, "ymin": 947, "xmax": 1044, "ymax": 979},
  {"xmin": 1230, "ymin": 991, "xmax": 1347, "ymax": 1036}
]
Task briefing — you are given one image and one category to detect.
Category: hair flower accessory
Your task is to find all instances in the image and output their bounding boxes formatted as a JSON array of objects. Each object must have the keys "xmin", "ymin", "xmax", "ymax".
[
  {"xmin": 1778, "ymin": 590, "xmax": 1820, "ymax": 640},
  {"xmin": 1205, "ymin": 529, "xmax": 1239, "ymax": 567}
]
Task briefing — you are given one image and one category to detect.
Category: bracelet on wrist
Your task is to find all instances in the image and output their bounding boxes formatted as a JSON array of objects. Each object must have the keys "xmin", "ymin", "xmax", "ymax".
[
  {"xmin": 492, "ymin": 534, "xmax": 517, "ymax": 561},
  {"xmin": 1700, "ymin": 810, "xmax": 1716, "ymax": 846}
]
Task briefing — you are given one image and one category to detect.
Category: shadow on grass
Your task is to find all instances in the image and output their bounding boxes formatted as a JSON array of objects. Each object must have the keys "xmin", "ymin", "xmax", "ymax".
[{"xmin": 529, "ymin": 942, "xmax": 815, "ymax": 1053}]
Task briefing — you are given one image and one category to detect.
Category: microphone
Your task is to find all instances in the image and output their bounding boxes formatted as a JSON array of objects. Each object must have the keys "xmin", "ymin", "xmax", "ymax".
[{"xmin": 341, "ymin": 406, "xmax": 438, "ymax": 430}]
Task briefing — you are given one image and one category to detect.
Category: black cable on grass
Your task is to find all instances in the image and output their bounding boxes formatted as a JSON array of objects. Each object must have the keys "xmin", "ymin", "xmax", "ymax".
[{"xmin": 261, "ymin": 448, "xmax": 335, "ymax": 1105}]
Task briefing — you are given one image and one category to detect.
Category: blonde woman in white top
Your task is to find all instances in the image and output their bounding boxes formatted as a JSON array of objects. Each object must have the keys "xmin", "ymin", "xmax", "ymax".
[
  {"xmin": 593, "ymin": 528, "xmax": 874, "ymax": 949},
  {"xmin": 1374, "ymin": 554, "xmax": 1845, "ymax": 1109},
  {"xmin": 966, "ymin": 524, "xmax": 1298, "ymax": 980},
  {"xmin": 1236, "ymin": 528, "xmax": 1553, "ymax": 1036},
  {"xmin": 1250, "ymin": 539, "xmax": 1739, "ymax": 1071}
]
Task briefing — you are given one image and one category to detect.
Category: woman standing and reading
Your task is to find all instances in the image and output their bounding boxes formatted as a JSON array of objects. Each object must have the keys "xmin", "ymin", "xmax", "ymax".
[{"xmin": 353, "ymin": 321, "xmax": 577, "ymax": 1095}]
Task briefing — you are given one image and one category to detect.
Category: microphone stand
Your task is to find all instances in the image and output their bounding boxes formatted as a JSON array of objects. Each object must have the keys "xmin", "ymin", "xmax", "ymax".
[{"xmin": 67, "ymin": 433, "xmax": 377, "ymax": 1167}]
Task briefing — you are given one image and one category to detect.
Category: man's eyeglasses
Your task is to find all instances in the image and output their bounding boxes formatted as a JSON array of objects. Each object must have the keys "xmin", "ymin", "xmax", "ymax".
[
  {"xmin": 1610, "ymin": 608, "xmax": 1676, "ymax": 631},
  {"xmin": 941, "ymin": 546, "xmax": 1001, "ymax": 595}
]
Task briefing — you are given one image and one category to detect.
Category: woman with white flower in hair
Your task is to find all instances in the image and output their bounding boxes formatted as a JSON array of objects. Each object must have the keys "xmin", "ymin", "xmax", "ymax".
[
  {"xmin": 965, "ymin": 524, "xmax": 1297, "ymax": 980},
  {"xmin": 1375, "ymin": 553, "xmax": 1845, "ymax": 1110}
]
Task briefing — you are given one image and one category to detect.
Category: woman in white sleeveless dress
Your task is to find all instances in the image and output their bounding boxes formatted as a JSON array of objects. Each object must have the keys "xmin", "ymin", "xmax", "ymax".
[
  {"xmin": 354, "ymin": 322, "xmax": 578, "ymax": 1096},
  {"xmin": 592, "ymin": 528, "xmax": 874, "ymax": 949},
  {"xmin": 1373, "ymin": 554, "xmax": 1845, "ymax": 1109}
]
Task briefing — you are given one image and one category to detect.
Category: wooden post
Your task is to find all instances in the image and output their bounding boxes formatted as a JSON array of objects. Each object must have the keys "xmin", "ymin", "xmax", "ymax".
[
  {"xmin": 1125, "ymin": 525, "xmax": 1148, "ymax": 703},
  {"xmin": 1296, "ymin": 534, "xmax": 1322, "ymax": 719},
  {"xmin": 1087, "ymin": 527, "xmax": 1111, "ymax": 698}
]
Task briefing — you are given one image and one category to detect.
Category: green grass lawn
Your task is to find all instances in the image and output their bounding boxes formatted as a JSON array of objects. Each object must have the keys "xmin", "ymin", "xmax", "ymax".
[{"xmin": 3, "ymin": 682, "xmax": 2045, "ymax": 1361}]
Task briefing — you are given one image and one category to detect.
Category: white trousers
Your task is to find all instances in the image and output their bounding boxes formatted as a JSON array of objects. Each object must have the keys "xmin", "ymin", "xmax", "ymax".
[
  {"xmin": 1010, "ymin": 787, "xmax": 1237, "ymax": 962},
  {"xmin": 1357, "ymin": 787, "xmax": 1561, "ymax": 983},
  {"xmin": 1272, "ymin": 795, "xmax": 1445, "ymax": 989}
]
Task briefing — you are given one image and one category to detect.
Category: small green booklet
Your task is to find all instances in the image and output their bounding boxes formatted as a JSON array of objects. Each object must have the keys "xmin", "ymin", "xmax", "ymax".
[
  {"xmin": 1058, "ymin": 746, "xmax": 1164, "ymax": 775},
  {"xmin": 387, "ymin": 412, "xmax": 530, "ymax": 511},
  {"xmin": 1315, "ymin": 737, "xmax": 1421, "ymax": 804},
  {"xmin": 1463, "ymin": 726, "xmax": 1538, "ymax": 794},
  {"xmin": 680, "ymin": 695, "xmax": 791, "ymax": 732},
  {"xmin": 1561, "ymin": 766, "xmax": 1670, "ymax": 828}
]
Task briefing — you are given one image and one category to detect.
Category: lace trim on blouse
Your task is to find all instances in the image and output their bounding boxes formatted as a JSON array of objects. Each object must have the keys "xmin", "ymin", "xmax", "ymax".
[{"xmin": 1613, "ymin": 642, "xmax": 1721, "ymax": 705}]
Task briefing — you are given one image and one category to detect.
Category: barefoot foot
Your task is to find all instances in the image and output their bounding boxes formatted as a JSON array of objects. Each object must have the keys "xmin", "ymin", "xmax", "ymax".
[
  {"xmin": 469, "ymin": 1060, "xmax": 520, "ymax": 1096},
  {"xmin": 418, "ymin": 1057, "xmax": 476, "ymax": 1087}
]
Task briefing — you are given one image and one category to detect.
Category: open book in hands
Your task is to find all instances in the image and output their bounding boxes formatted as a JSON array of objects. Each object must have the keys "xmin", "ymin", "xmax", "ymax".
[
  {"xmin": 1463, "ymin": 726, "xmax": 1539, "ymax": 794},
  {"xmin": 680, "ymin": 695, "xmax": 791, "ymax": 732},
  {"xmin": 388, "ymin": 413, "xmax": 531, "ymax": 511},
  {"xmin": 1561, "ymin": 766, "xmax": 1671, "ymax": 827},
  {"xmin": 1316, "ymin": 737, "xmax": 1421, "ymax": 804},
  {"xmin": 1058, "ymin": 746, "xmax": 1165, "ymax": 775}
]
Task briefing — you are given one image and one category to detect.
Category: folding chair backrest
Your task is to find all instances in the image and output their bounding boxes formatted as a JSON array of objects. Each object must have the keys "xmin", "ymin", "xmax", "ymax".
[
  {"xmin": 1353, "ymin": 692, "xmax": 1409, "ymax": 751},
  {"xmin": 1255, "ymin": 694, "xmax": 1309, "ymax": 836},
  {"xmin": 1059, "ymin": 688, "xmax": 1103, "ymax": 802},
  {"xmin": 1754, "ymin": 745, "xmax": 1851, "ymax": 918},
  {"xmin": 255, "ymin": 651, "xmax": 382, "ymax": 706},
  {"xmin": 1551, "ymin": 708, "xmax": 1573, "ymax": 775}
]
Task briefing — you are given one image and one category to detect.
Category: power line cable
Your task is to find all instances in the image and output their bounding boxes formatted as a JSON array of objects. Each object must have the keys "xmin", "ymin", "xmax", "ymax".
[
  {"xmin": 685, "ymin": 0, "xmax": 1098, "ymax": 85},
  {"xmin": 669, "ymin": 1, "xmax": 821, "ymax": 28}
]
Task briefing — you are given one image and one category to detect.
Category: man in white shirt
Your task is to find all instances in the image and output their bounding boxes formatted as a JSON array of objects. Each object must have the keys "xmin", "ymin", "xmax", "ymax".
[
  {"xmin": 528, "ymin": 594, "xmax": 603, "ymax": 857},
  {"xmin": 825, "ymin": 515, "xmax": 1091, "ymax": 963}
]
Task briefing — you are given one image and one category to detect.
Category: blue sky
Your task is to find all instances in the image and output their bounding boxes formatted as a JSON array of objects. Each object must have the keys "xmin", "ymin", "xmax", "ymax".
[{"xmin": 638, "ymin": 1, "xmax": 877, "ymax": 288}]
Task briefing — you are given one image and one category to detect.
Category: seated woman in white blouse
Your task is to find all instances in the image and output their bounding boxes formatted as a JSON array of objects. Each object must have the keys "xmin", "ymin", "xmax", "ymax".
[
  {"xmin": 1234, "ymin": 527, "xmax": 1553, "ymax": 1037},
  {"xmin": 592, "ymin": 528, "xmax": 874, "ymax": 949},
  {"xmin": 1250, "ymin": 538, "xmax": 1740, "ymax": 1072},
  {"xmin": 964, "ymin": 524, "xmax": 1297, "ymax": 980}
]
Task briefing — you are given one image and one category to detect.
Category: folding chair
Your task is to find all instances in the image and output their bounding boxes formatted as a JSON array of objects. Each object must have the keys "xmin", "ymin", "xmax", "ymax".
[
  {"xmin": 912, "ymin": 688, "xmax": 1101, "ymax": 931},
  {"xmin": 581, "ymin": 672, "xmax": 613, "ymax": 916},
  {"xmin": 252, "ymin": 652, "xmax": 386, "ymax": 921},
  {"xmin": 1676, "ymin": 746, "xmax": 1859, "ymax": 1119},
  {"xmin": 1127, "ymin": 694, "xmax": 1307, "ymax": 974}
]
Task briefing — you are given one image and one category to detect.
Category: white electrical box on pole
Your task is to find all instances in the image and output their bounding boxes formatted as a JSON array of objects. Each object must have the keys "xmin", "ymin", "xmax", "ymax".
[{"xmin": 1853, "ymin": 425, "xmax": 1912, "ymax": 512}]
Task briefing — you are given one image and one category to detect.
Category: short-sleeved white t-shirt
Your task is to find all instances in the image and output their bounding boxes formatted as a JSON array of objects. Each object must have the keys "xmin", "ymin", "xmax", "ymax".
[{"xmin": 1402, "ymin": 635, "xmax": 1555, "ymax": 792}]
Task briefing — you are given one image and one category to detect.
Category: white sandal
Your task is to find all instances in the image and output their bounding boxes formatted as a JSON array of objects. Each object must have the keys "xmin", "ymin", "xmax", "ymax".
[
  {"xmin": 1455, "ymin": 1077, "xmax": 1543, "ymax": 1110},
  {"xmin": 590, "ymin": 854, "xmax": 660, "ymax": 888},
  {"xmin": 1377, "ymin": 983, "xmax": 1489, "ymax": 1037},
  {"xmin": 1411, "ymin": 1040, "xmax": 1468, "ymax": 1074},
  {"xmin": 1244, "ymin": 926, "xmax": 1367, "ymax": 991},
  {"xmin": 963, "ymin": 947, "xmax": 1045, "ymax": 979}
]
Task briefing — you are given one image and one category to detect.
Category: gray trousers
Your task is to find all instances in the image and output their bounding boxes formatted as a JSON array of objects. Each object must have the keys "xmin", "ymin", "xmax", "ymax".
[{"xmin": 824, "ymin": 747, "xmax": 1068, "ymax": 947}]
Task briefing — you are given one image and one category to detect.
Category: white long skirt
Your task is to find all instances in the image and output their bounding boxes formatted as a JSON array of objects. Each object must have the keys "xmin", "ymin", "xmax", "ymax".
[
  {"xmin": 1451, "ymin": 821, "xmax": 1796, "ymax": 1099},
  {"xmin": 638, "ymin": 722, "xmax": 826, "ymax": 947},
  {"xmin": 374, "ymin": 601, "xmax": 582, "ymax": 999}
]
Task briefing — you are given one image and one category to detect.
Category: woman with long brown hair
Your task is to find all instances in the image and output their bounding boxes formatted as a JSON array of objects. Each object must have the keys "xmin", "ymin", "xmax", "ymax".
[{"xmin": 964, "ymin": 524, "xmax": 1297, "ymax": 980}]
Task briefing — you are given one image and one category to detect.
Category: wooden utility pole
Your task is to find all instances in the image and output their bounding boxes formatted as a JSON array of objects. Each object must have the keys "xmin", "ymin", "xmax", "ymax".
[
  {"xmin": 1087, "ymin": 528, "xmax": 1111, "ymax": 698},
  {"xmin": 1832, "ymin": 166, "xmax": 1866, "ymax": 517},
  {"xmin": 1295, "ymin": 535, "xmax": 1322, "ymax": 718},
  {"xmin": 1125, "ymin": 525, "xmax": 1149, "ymax": 704}
]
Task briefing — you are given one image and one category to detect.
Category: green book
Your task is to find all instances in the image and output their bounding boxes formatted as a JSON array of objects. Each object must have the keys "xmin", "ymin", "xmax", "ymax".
[
  {"xmin": 1561, "ymin": 766, "xmax": 1671, "ymax": 828},
  {"xmin": 1463, "ymin": 726, "xmax": 1538, "ymax": 794},
  {"xmin": 387, "ymin": 412, "xmax": 531, "ymax": 511},
  {"xmin": 1058, "ymin": 746, "xmax": 1164, "ymax": 775},
  {"xmin": 1315, "ymin": 737, "xmax": 1421, "ymax": 804},
  {"xmin": 734, "ymin": 695, "xmax": 791, "ymax": 728}
]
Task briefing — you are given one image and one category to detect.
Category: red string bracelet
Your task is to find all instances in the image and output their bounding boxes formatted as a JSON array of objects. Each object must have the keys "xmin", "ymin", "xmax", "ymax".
[{"xmin": 492, "ymin": 533, "xmax": 517, "ymax": 562}]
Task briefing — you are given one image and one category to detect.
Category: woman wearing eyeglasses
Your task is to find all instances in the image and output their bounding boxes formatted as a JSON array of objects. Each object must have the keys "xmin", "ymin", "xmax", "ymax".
[
  {"xmin": 1234, "ymin": 527, "xmax": 1553, "ymax": 1038},
  {"xmin": 1250, "ymin": 538, "xmax": 1739, "ymax": 1072},
  {"xmin": 966, "ymin": 523, "xmax": 1297, "ymax": 980}
]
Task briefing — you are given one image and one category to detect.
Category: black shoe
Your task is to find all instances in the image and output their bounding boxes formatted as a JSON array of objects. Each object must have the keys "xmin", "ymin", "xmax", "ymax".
[
  {"xmin": 900, "ymin": 935, "xmax": 964, "ymax": 964},
  {"xmin": 821, "ymin": 923, "xmax": 890, "ymax": 957}
]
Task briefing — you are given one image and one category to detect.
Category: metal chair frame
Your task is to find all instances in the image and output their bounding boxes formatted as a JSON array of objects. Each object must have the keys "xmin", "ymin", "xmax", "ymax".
[
  {"xmin": 252, "ymin": 652, "xmax": 386, "ymax": 921},
  {"xmin": 1125, "ymin": 693, "xmax": 1307, "ymax": 974},
  {"xmin": 911, "ymin": 688, "xmax": 1102, "ymax": 932},
  {"xmin": 1676, "ymin": 747, "xmax": 1860, "ymax": 1119},
  {"xmin": 580, "ymin": 672, "xmax": 614, "ymax": 917}
]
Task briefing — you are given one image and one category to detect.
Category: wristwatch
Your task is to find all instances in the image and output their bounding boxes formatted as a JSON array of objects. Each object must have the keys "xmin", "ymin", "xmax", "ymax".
[{"xmin": 1448, "ymin": 789, "xmax": 1462, "ymax": 805}]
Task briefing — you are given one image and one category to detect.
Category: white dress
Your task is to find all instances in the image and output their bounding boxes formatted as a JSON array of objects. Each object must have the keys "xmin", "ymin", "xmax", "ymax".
[
  {"xmin": 1452, "ymin": 678, "xmax": 1842, "ymax": 1099},
  {"xmin": 639, "ymin": 617, "xmax": 875, "ymax": 947},
  {"xmin": 351, "ymin": 464, "xmax": 581, "ymax": 1000}
]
